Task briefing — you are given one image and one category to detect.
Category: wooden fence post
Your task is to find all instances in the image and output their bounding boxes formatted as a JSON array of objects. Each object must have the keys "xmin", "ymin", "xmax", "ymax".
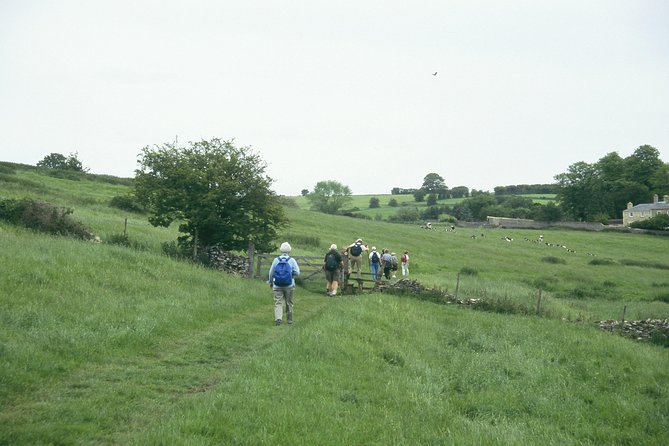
[
  {"xmin": 455, "ymin": 273, "xmax": 460, "ymax": 299},
  {"xmin": 536, "ymin": 288, "xmax": 542, "ymax": 314},
  {"xmin": 247, "ymin": 242, "xmax": 254, "ymax": 278},
  {"xmin": 620, "ymin": 304, "xmax": 627, "ymax": 333}
]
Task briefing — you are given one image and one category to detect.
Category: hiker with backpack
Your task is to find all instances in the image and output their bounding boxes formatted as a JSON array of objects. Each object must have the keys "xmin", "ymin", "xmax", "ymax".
[
  {"xmin": 323, "ymin": 243, "xmax": 343, "ymax": 296},
  {"xmin": 268, "ymin": 242, "xmax": 300, "ymax": 326},
  {"xmin": 390, "ymin": 252, "xmax": 399, "ymax": 279},
  {"xmin": 346, "ymin": 238, "xmax": 368, "ymax": 278},
  {"xmin": 368, "ymin": 246, "xmax": 381, "ymax": 281},
  {"xmin": 381, "ymin": 249, "xmax": 393, "ymax": 280}
]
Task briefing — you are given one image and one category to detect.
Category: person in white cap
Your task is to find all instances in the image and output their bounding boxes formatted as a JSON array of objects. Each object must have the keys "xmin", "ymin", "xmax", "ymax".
[
  {"xmin": 268, "ymin": 242, "xmax": 300, "ymax": 325},
  {"xmin": 323, "ymin": 243, "xmax": 343, "ymax": 296}
]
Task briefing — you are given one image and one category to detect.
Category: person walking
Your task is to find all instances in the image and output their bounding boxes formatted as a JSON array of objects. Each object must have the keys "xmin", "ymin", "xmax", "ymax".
[
  {"xmin": 368, "ymin": 246, "xmax": 381, "ymax": 281},
  {"xmin": 346, "ymin": 238, "xmax": 368, "ymax": 278},
  {"xmin": 268, "ymin": 242, "xmax": 300, "ymax": 326},
  {"xmin": 401, "ymin": 250, "xmax": 410, "ymax": 277},
  {"xmin": 390, "ymin": 252, "xmax": 399, "ymax": 279},
  {"xmin": 381, "ymin": 249, "xmax": 393, "ymax": 280},
  {"xmin": 324, "ymin": 243, "xmax": 343, "ymax": 296}
]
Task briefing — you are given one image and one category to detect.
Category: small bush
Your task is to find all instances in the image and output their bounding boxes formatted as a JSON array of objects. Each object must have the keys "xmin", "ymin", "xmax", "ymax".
[
  {"xmin": 620, "ymin": 259, "xmax": 669, "ymax": 270},
  {"xmin": 649, "ymin": 330, "xmax": 669, "ymax": 348},
  {"xmin": 542, "ymin": 256, "xmax": 566, "ymax": 265},
  {"xmin": 652, "ymin": 293, "xmax": 669, "ymax": 304},
  {"xmin": 630, "ymin": 213, "xmax": 669, "ymax": 231},
  {"xmin": 589, "ymin": 258, "xmax": 616, "ymax": 266},
  {"xmin": 473, "ymin": 298, "xmax": 533, "ymax": 315},
  {"xmin": 110, "ymin": 194, "xmax": 146, "ymax": 213},
  {"xmin": 0, "ymin": 198, "xmax": 92, "ymax": 239},
  {"xmin": 459, "ymin": 266, "xmax": 478, "ymax": 276},
  {"xmin": 388, "ymin": 198, "xmax": 398, "ymax": 207},
  {"xmin": 44, "ymin": 169, "xmax": 83, "ymax": 181},
  {"xmin": 369, "ymin": 197, "xmax": 380, "ymax": 208},
  {"xmin": 161, "ymin": 240, "xmax": 192, "ymax": 259},
  {"xmin": 107, "ymin": 234, "xmax": 147, "ymax": 250},
  {"xmin": 381, "ymin": 350, "xmax": 404, "ymax": 366},
  {"xmin": 277, "ymin": 196, "xmax": 298, "ymax": 208}
]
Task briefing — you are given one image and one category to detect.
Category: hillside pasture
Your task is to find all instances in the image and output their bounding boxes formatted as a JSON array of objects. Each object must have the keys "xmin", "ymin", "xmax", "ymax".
[{"xmin": 1, "ymin": 165, "xmax": 668, "ymax": 444}]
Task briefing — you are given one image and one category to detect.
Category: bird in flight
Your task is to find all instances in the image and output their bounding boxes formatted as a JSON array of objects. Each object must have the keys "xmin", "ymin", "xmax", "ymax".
[{"xmin": 432, "ymin": 71, "xmax": 438, "ymax": 76}]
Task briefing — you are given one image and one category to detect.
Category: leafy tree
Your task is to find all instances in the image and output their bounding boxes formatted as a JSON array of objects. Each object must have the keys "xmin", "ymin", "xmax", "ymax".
[
  {"xmin": 624, "ymin": 145, "xmax": 664, "ymax": 191},
  {"xmin": 306, "ymin": 180, "xmax": 352, "ymax": 214},
  {"xmin": 463, "ymin": 193, "xmax": 497, "ymax": 221},
  {"xmin": 37, "ymin": 152, "xmax": 87, "ymax": 172},
  {"xmin": 388, "ymin": 198, "xmax": 398, "ymax": 207},
  {"xmin": 388, "ymin": 206, "xmax": 420, "ymax": 222},
  {"xmin": 422, "ymin": 173, "xmax": 446, "ymax": 193},
  {"xmin": 450, "ymin": 186, "xmax": 469, "ymax": 198},
  {"xmin": 555, "ymin": 161, "xmax": 609, "ymax": 221},
  {"xmin": 301, "ymin": 189, "xmax": 309, "ymax": 196},
  {"xmin": 134, "ymin": 138, "xmax": 287, "ymax": 256},
  {"xmin": 369, "ymin": 197, "xmax": 380, "ymax": 208},
  {"xmin": 426, "ymin": 193, "xmax": 438, "ymax": 206},
  {"xmin": 413, "ymin": 189, "xmax": 426, "ymax": 202},
  {"xmin": 531, "ymin": 202, "xmax": 563, "ymax": 222}
]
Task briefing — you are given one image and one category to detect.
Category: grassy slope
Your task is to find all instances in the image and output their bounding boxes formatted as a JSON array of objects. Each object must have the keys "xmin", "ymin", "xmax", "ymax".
[{"xmin": 1, "ymin": 166, "xmax": 668, "ymax": 444}]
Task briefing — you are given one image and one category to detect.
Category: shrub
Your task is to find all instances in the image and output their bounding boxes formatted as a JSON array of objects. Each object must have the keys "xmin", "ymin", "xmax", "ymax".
[
  {"xmin": 277, "ymin": 196, "xmax": 298, "ymax": 208},
  {"xmin": 589, "ymin": 258, "xmax": 616, "ymax": 266},
  {"xmin": 0, "ymin": 198, "xmax": 92, "ymax": 239},
  {"xmin": 388, "ymin": 198, "xmax": 398, "ymax": 207},
  {"xmin": 110, "ymin": 194, "xmax": 146, "ymax": 213},
  {"xmin": 630, "ymin": 213, "xmax": 669, "ymax": 231},
  {"xmin": 459, "ymin": 266, "xmax": 478, "ymax": 276},
  {"xmin": 107, "ymin": 234, "xmax": 147, "ymax": 250},
  {"xmin": 473, "ymin": 297, "xmax": 533, "ymax": 315},
  {"xmin": 388, "ymin": 207, "xmax": 420, "ymax": 223},
  {"xmin": 620, "ymin": 259, "xmax": 669, "ymax": 270},
  {"xmin": 369, "ymin": 197, "xmax": 380, "ymax": 208},
  {"xmin": 541, "ymin": 256, "xmax": 566, "ymax": 265}
]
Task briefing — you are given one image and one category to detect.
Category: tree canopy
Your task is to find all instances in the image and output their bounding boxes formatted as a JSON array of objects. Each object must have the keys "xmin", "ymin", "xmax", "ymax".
[
  {"xmin": 421, "ymin": 173, "xmax": 448, "ymax": 195},
  {"xmin": 306, "ymin": 180, "xmax": 352, "ymax": 214},
  {"xmin": 555, "ymin": 145, "xmax": 669, "ymax": 221},
  {"xmin": 134, "ymin": 138, "xmax": 287, "ymax": 255},
  {"xmin": 37, "ymin": 152, "xmax": 87, "ymax": 172}
]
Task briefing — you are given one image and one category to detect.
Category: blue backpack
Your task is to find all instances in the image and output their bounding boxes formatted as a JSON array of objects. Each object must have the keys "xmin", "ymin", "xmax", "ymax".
[{"xmin": 273, "ymin": 256, "xmax": 293, "ymax": 287}]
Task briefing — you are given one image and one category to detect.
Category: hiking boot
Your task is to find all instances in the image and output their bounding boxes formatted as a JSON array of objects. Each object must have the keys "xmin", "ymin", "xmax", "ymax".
[
  {"xmin": 275, "ymin": 319, "xmax": 282, "ymax": 326},
  {"xmin": 287, "ymin": 312, "xmax": 293, "ymax": 324}
]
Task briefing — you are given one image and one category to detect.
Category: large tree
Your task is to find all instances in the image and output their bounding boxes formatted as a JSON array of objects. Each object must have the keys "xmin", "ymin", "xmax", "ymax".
[
  {"xmin": 421, "ymin": 173, "xmax": 448, "ymax": 197},
  {"xmin": 134, "ymin": 138, "xmax": 287, "ymax": 256},
  {"xmin": 306, "ymin": 180, "xmax": 352, "ymax": 214}
]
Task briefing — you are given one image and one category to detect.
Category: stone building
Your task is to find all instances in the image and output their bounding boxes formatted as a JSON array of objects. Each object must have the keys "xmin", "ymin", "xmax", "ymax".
[{"xmin": 623, "ymin": 194, "xmax": 669, "ymax": 227}]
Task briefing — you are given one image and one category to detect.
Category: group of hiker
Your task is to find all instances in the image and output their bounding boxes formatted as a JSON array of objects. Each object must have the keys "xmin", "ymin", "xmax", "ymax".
[{"xmin": 267, "ymin": 238, "xmax": 410, "ymax": 326}]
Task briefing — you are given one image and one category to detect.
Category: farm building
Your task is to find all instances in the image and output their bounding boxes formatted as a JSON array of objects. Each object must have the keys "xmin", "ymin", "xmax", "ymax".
[{"xmin": 623, "ymin": 194, "xmax": 669, "ymax": 226}]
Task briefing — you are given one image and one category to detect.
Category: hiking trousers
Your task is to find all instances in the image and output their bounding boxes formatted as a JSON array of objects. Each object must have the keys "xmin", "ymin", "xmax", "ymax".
[{"xmin": 273, "ymin": 287, "xmax": 294, "ymax": 322}]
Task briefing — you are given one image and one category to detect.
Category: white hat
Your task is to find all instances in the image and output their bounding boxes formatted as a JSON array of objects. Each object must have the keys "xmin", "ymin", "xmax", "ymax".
[
  {"xmin": 330, "ymin": 244, "xmax": 337, "ymax": 250},
  {"xmin": 280, "ymin": 242, "xmax": 292, "ymax": 253},
  {"xmin": 371, "ymin": 246, "xmax": 376, "ymax": 251}
]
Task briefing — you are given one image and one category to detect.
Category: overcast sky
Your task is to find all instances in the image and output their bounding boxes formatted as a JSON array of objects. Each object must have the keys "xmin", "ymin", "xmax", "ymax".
[{"xmin": 1, "ymin": 0, "xmax": 668, "ymax": 196}]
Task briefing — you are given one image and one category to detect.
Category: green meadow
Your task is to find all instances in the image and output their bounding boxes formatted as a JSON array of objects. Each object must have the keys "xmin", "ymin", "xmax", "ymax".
[{"xmin": 1, "ymin": 164, "xmax": 668, "ymax": 445}]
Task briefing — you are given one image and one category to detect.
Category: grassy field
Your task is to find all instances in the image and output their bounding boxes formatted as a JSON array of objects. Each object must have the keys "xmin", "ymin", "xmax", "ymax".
[{"xmin": 1, "ymin": 164, "xmax": 668, "ymax": 445}]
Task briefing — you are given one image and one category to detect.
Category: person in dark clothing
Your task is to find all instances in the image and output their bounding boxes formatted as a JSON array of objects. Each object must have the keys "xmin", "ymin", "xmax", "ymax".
[{"xmin": 323, "ymin": 243, "xmax": 343, "ymax": 296}]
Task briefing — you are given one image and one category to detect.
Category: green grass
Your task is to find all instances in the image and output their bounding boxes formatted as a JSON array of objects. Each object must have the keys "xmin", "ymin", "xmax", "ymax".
[{"xmin": 1, "ymin": 165, "xmax": 668, "ymax": 444}]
